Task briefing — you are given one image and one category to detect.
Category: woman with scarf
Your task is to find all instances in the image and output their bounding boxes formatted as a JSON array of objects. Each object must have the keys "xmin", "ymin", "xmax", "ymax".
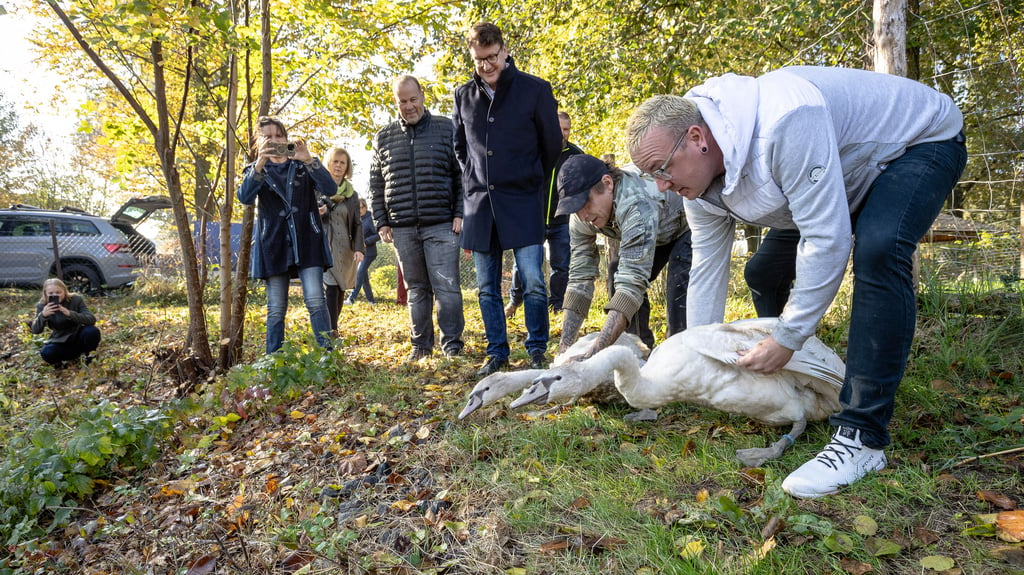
[{"xmin": 320, "ymin": 147, "xmax": 365, "ymax": 336}]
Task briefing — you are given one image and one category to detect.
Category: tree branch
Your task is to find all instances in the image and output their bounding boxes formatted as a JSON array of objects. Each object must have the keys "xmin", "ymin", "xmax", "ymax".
[{"xmin": 44, "ymin": 0, "xmax": 159, "ymax": 138}]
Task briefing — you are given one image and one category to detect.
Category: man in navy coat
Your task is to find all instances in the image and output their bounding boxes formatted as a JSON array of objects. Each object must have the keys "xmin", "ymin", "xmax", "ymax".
[{"xmin": 453, "ymin": 22, "xmax": 562, "ymax": 377}]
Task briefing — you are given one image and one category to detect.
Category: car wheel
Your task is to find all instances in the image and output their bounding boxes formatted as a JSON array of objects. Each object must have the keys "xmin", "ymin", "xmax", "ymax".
[{"xmin": 61, "ymin": 264, "xmax": 101, "ymax": 293}]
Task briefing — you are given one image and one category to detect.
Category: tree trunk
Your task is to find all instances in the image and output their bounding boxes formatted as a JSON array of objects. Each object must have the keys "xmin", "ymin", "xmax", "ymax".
[
  {"xmin": 152, "ymin": 39, "xmax": 214, "ymax": 371},
  {"xmin": 220, "ymin": 47, "xmax": 240, "ymax": 370},
  {"xmin": 873, "ymin": 0, "xmax": 907, "ymax": 76},
  {"xmin": 873, "ymin": 0, "xmax": 920, "ymax": 287}
]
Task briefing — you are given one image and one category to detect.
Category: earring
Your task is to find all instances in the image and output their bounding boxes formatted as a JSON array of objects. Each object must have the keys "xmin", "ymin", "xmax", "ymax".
[{"xmin": 701, "ymin": 146, "xmax": 708, "ymax": 154}]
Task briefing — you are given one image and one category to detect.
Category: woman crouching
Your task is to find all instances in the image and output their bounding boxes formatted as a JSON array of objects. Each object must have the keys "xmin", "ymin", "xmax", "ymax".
[{"xmin": 31, "ymin": 278, "xmax": 101, "ymax": 366}]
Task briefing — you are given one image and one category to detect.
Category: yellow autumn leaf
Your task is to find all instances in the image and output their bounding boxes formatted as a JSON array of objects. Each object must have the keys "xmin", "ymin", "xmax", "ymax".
[
  {"xmin": 676, "ymin": 536, "xmax": 705, "ymax": 559},
  {"xmin": 289, "ymin": 410, "xmax": 305, "ymax": 419},
  {"xmin": 391, "ymin": 500, "xmax": 419, "ymax": 512},
  {"xmin": 159, "ymin": 485, "xmax": 184, "ymax": 497},
  {"xmin": 920, "ymin": 555, "xmax": 956, "ymax": 571},
  {"xmin": 853, "ymin": 515, "xmax": 879, "ymax": 536}
]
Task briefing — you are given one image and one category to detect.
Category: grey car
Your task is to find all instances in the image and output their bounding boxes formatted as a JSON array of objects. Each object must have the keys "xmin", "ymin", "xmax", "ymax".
[{"xmin": 0, "ymin": 197, "xmax": 170, "ymax": 292}]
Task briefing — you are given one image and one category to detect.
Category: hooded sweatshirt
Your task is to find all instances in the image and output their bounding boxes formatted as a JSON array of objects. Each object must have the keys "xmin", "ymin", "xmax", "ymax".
[{"xmin": 683, "ymin": 66, "xmax": 962, "ymax": 350}]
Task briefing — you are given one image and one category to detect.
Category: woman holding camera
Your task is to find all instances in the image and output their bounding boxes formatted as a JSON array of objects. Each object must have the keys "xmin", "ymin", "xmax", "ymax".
[
  {"xmin": 31, "ymin": 278, "xmax": 101, "ymax": 366},
  {"xmin": 237, "ymin": 116, "xmax": 338, "ymax": 354},
  {"xmin": 320, "ymin": 147, "xmax": 365, "ymax": 335}
]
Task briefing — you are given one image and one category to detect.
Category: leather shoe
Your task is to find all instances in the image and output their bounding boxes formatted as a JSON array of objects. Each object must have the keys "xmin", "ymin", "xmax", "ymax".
[
  {"xmin": 475, "ymin": 356, "xmax": 508, "ymax": 377},
  {"xmin": 529, "ymin": 351, "xmax": 547, "ymax": 370},
  {"xmin": 407, "ymin": 348, "xmax": 432, "ymax": 362}
]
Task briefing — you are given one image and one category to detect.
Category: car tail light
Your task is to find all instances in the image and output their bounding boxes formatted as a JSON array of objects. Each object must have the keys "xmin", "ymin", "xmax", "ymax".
[{"xmin": 103, "ymin": 242, "xmax": 130, "ymax": 253}]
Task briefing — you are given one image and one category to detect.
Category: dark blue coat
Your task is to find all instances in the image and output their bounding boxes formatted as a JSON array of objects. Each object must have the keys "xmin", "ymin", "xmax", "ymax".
[
  {"xmin": 237, "ymin": 158, "xmax": 338, "ymax": 279},
  {"xmin": 453, "ymin": 56, "xmax": 561, "ymax": 252},
  {"xmin": 360, "ymin": 211, "xmax": 379, "ymax": 260}
]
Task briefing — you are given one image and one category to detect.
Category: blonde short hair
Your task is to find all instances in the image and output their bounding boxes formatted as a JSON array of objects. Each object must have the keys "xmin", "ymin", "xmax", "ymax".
[
  {"xmin": 625, "ymin": 95, "xmax": 704, "ymax": 158},
  {"xmin": 324, "ymin": 147, "xmax": 353, "ymax": 180}
]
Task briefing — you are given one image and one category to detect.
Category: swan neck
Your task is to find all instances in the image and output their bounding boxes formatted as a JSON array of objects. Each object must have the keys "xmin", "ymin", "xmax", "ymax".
[{"xmin": 600, "ymin": 346, "xmax": 643, "ymax": 395}]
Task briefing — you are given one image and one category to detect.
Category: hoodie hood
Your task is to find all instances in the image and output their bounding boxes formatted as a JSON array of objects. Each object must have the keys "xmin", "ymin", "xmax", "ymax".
[{"xmin": 684, "ymin": 73, "xmax": 759, "ymax": 197}]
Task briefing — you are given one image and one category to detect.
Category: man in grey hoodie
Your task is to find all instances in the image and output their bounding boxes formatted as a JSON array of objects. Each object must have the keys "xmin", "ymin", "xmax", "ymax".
[{"xmin": 626, "ymin": 66, "xmax": 966, "ymax": 499}]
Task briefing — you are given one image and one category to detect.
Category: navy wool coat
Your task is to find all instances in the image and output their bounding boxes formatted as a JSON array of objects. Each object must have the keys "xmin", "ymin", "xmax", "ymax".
[
  {"xmin": 453, "ymin": 56, "xmax": 561, "ymax": 252},
  {"xmin": 237, "ymin": 159, "xmax": 339, "ymax": 279}
]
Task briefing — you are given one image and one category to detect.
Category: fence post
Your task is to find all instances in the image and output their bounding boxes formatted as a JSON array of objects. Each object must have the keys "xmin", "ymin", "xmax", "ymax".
[{"xmin": 48, "ymin": 218, "xmax": 62, "ymax": 279}]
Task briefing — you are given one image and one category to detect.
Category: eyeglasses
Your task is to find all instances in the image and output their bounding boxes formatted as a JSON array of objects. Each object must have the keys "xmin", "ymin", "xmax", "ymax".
[
  {"xmin": 474, "ymin": 48, "xmax": 504, "ymax": 66},
  {"xmin": 647, "ymin": 129, "xmax": 688, "ymax": 182}
]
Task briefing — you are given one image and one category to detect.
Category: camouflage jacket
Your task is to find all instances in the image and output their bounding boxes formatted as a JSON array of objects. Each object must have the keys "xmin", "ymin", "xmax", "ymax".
[{"xmin": 563, "ymin": 171, "xmax": 688, "ymax": 321}]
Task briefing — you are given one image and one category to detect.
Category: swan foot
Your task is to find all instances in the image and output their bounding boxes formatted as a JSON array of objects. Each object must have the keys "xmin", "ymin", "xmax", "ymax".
[
  {"xmin": 623, "ymin": 408, "xmax": 658, "ymax": 422},
  {"xmin": 735, "ymin": 437, "xmax": 792, "ymax": 467}
]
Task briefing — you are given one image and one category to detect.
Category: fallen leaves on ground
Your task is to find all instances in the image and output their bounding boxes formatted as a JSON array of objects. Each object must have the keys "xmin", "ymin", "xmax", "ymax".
[
  {"xmin": 538, "ymin": 534, "xmax": 627, "ymax": 554},
  {"xmin": 978, "ymin": 489, "xmax": 1018, "ymax": 510}
]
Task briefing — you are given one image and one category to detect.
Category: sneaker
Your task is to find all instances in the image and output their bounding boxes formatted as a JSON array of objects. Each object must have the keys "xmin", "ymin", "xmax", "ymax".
[
  {"xmin": 529, "ymin": 351, "xmax": 547, "ymax": 370},
  {"xmin": 782, "ymin": 426, "xmax": 887, "ymax": 499},
  {"xmin": 475, "ymin": 356, "xmax": 508, "ymax": 377},
  {"xmin": 406, "ymin": 348, "xmax": 432, "ymax": 362},
  {"xmin": 443, "ymin": 345, "xmax": 463, "ymax": 358},
  {"xmin": 503, "ymin": 302, "xmax": 520, "ymax": 319}
]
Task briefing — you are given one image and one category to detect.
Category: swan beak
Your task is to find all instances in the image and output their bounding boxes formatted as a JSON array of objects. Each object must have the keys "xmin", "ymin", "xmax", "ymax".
[
  {"xmin": 509, "ymin": 380, "xmax": 550, "ymax": 409},
  {"xmin": 458, "ymin": 392, "xmax": 484, "ymax": 420}
]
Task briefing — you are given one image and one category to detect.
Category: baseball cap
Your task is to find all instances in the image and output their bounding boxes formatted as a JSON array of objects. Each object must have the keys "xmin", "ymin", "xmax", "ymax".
[{"xmin": 555, "ymin": 154, "xmax": 610, "ymax": 217}]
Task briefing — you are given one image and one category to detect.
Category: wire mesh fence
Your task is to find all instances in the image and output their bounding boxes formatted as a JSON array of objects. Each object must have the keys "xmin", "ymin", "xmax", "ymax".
[
  {"xmin": 4, "ymin": 1, "xmax": 1022, "ymax": 309},
  {"xmin": 0, "ymin": 207, "xmax": 157, "ymax": 294}
]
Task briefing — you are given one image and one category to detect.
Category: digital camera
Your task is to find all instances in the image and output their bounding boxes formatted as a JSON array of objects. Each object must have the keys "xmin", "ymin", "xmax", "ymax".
[{"xmin": 266, "ymin": 142, "xmax": 296, "ymax": 157}]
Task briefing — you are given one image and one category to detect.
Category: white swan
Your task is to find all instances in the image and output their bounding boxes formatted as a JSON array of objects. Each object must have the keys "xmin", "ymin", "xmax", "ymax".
[
  {"xmin": 457, "ymin": 332, "xmax": 648, "ymax": 419},
  {"xmin": 509, "ymin": 318, "xmax": 845, "ymax": 466}
]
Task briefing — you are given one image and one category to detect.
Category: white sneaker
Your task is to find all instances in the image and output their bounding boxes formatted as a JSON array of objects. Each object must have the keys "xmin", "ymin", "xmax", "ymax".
[{"xmin": 782, "ymin": 426, "xmax": 887, "ymax": 499}]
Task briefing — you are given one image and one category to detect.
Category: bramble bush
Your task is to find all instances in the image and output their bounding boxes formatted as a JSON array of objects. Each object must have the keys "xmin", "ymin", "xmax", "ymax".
[{"xmin": 0, "ymin": 400, "xmax": 170, "ymax": 547}]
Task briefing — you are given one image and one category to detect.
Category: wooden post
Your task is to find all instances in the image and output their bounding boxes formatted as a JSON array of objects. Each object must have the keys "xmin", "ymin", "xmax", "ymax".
[
  {"xmin": 873, "ymin": 0, "xmax": 908, "ymax": 76},
  {"xmin": 873, "ymin": 0, "xmax": 917, "ymax": 285}
]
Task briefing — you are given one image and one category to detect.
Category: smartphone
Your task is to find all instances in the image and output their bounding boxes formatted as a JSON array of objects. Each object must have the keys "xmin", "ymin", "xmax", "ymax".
[
  {"xmin": 48, "ymin": 295, "xmax": 60, "ymax": 305},
  {"xmin": 266, "ymin": 142, "xmax": 296, "ymax": 157}
]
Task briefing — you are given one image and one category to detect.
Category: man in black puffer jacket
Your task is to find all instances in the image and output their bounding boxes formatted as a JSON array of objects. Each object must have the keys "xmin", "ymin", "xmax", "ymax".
[{"xmin": 369, "ymin": 75, "xmax": 466, "ymax": 362}]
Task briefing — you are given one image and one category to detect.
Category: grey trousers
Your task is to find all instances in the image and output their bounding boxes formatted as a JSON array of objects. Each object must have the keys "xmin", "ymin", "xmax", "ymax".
[{"xmin": 391, "ymin": 222, "xmax": 465, "ymax": 353}]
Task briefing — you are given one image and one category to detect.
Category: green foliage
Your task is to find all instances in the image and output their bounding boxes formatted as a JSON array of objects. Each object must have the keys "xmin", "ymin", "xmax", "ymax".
[
  {"xmin": 0, "ymin": 400, "xmax": 170, "ymax": 546},
  {"xmin": 220, "ymin": 339, "xmax": 358, "ymax": 402},
  {"xmin": 271, "ymin": 507, "xmax": 358, "ymax": 558},
  {"xmin": 370, "ymin": 264, "xmax": 399, "ymax": 291}
]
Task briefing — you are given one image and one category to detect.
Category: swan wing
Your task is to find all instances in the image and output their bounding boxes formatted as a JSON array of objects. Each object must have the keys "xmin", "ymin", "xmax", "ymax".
[
  {"xmin": 685, "ymin": 319, "xmax": 845, "ymax": 389},
  {"xmin": 783, "ymin": 336, "xmax": 846, "ymax": 390},
  {"xmin": 658, "ymin": 319, "xmax": 775, "ymax": 367}
]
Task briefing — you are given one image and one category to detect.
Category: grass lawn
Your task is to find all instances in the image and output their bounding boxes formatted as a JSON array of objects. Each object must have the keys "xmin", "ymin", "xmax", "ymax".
[{"xmin": 0, "ymin": 267, "xmax": 1021, "ymax": 574}]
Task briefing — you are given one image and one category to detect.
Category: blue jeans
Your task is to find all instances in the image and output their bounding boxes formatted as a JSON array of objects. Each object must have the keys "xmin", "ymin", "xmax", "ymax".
[
  {"xmin": 392, "ymin": 223, "xmax": 465, "ymax": 353},
  {"xmin": 265, "ymin": 266, "xmax": 333, "ymax": 353},
  {"xmin": 475, "ymin": 242, "xmax": 548, "ymax": 359},
  {"xmin": 508, "ymin": 223, "xmax": 570, "ymax": 310},
  {"xmin": 40, "ymin": 325, "xmax": 101, "ymax": 365},
  {"xmin": 830, "ymin": 135, "xmax": 967, "ymax": 448},
  {"xmin": 349, "ymin": 249, "xmax": 377, "ymax": 303},
  {"xmin": 744, "ymin": 228, "xmax": 801, "ymax": 317}
]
